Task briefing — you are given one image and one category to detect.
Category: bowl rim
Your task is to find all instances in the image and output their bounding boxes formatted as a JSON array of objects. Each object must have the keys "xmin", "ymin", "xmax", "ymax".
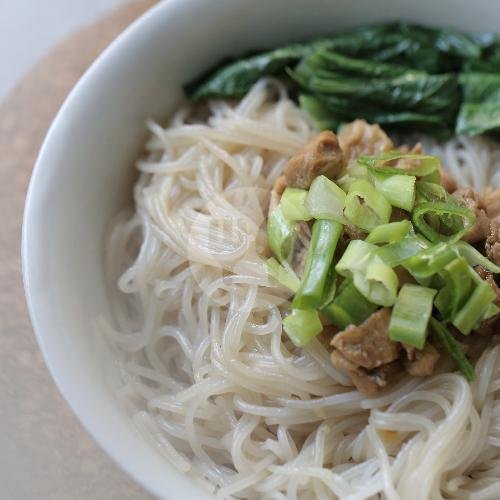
[{"xmin": 21, "ymin": 1, "xmax": 210, "ymax": 498}]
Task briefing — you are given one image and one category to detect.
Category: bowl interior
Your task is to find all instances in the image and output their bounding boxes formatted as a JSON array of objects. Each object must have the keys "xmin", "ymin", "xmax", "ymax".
[{"xmin": 22, "ymin": 0, "xmax": 500, "ymax": 498}]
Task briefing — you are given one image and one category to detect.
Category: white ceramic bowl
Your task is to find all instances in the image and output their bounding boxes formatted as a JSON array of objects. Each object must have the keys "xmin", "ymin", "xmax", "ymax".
[{"xmin": 22, "ymin": 0, "xmax": 500, "ymax": 498}]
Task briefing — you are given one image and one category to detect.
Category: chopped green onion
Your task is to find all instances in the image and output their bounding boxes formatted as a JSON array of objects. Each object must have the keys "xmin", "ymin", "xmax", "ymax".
[
  {"xmin": 376, "ymin": 235, "xmax": 430, "ymax": 267},
  {"xmin": 481, "ymin": 302, "xmax": 500, "ymax": 323},
  {"xmin": 336, "ymin": 240, "xmax": 399, "ymax": 306},
  {"xmin": 434, "ymin": 257, "xmax": 473, "ymax": 321},
  {"xmin": 430, "ymin": 318, "xmax": 475, "ymax": 381},
  {"xmin": 354, "ymin": 258, "xmax": 399, "ymax": 306},
  {"xmin": 336, "ymin": 240, "xmax": 375, "ymax": 275},
  {"xmin": 305, "ymin": 175, "xmax": 347, "ymax": 223},
  {"xmin": 283, "ymin": 309, "xmax": 323, "ymax": 347},
  {"xmin": 267, "ymin": 206, "xmax": 296, "ymax": 262},
  {"xmin": 452, "ymin": 279, "xmax": 496, "ymax": 335},
  {"xmin": 344, "ymin": 179, "xmax": 392, "ymax": 231},
  {"xmin": 420, "ymin": 168, "xmax": 441, "ymax": 184},
  {"xmin": 292, "ymin": 220, "xmax": 343, "ymax": 309},
  {"xmin": 412, "ymin": 201, "xmax": 476, "ymax": 243},
  {"xmin": 416, "ymin": 181, "xmax": 448, "ymax": 203},
  {"xmin": 336, "ymin": 162, "xmax": 369, "ymax": 191},
  {"xmin": 366, "ymin": 220, "xmax": 412, "ymax": 245},
  {"xmin": 265, "ymin": 258, "xmax": 300, "ymax": 292},
  {"xmin": 322, "ymin": 280, "xmax": 378, "ymax": 329},
  {"xmin": 403, "ymin": 242, "xmax": 457, "ymax": 280},
  {"xmin": 370, "ymin": 171, "xmax": 416, "ymax": 211},
  {"xmin": 280, "ymin": 187, "xmax": 312, "ymax": 221},
  {"xmin": 454, "ymin": 241, "xmax": 500, "ymax": 273},
  {"xmin": 389, "ymin": 284, "xmax": 437, "ymax": 349},
  {"xmin": 358, "ymin": 151, "xmax": 441, "ymax": 177}
]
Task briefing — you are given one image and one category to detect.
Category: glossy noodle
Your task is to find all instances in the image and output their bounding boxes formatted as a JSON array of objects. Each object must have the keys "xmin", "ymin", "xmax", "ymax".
[{"xmin": 102, "ymin": 79, "xmax": 500, "ymax": 499}]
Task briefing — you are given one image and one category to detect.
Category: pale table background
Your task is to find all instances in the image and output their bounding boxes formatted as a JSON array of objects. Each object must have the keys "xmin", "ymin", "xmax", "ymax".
[
  {"xmin": 0, "ymin": 0, "xmax": 126, "ymax": 100},
  {"xmin": 0, "ymin": 1, "xmax": 158, "ymax": 498}
]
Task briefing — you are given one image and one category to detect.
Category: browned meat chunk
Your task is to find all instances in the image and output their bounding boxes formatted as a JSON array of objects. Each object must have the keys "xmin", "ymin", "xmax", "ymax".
[
  {"xmin": 343, "ymin": 224, "xmax": 367, "ymax": 241},
  {"xmin": 475, "ymin": 265, "xmax": 500, "ymax": 307},
  {"xmin": 440, "ymin": 168, "xmax": 458, "ymax": 193},
  {"xmin": 338, "ymin": 119, "xmax": 393, "ymax": 162},
  {"xmin": 392, "ymin": 142, "xmax": 424, "ymax": 172},
  {"xmin": 473, "ymin": 265, "xmax": 500, "ymax": 336},
  {"xmin": 268, "ymin": 174, "xmax": 286, "ymax": 217},
  {"xmin": 398, "ymin": 143, "xmax": 423, "ymax": 155},
  {"xmin": 390, "ymin": 208, "xmax": 409, "ymax": 223},
  {"xmin": 486, "ymin": 221, "xmax": 500, "ymax": 266},
  {"xmin": 404, "ymin": 343, "xmax": 440, "ymax": 376},
  {"xmin": 453, "ymin": 187, "xmax": 490, "ymax": 243},
  {"xmin": 283, "ymin": 131, "xmax": 346, "ymax": 189},
  {"xmin": 331, "ymin": 308, "xmax": 400, "ymax": 369},
  {"xmin": 481, "ymin": 188, "xmax": 500, "ymax": 220},
  {"xmin": 331, "ymin": 351, "xmax": 402, "ymax": 395}
]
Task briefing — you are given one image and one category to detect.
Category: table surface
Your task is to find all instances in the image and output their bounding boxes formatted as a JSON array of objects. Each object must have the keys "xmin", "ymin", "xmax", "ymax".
[
  {"xmin": 0, "ymin": 0, "xmax": 128, "ymax": 101},
  {"xmin": 0, "ymin": 1, "xmax": 157, "ymax": 498}
]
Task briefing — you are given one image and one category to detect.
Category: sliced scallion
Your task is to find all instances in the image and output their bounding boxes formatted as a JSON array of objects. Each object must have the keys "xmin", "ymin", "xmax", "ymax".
[
  {"xmin": 358, "ymin": 151, "xmax": 441, "ymax": 177},
  {"xmin": 389, "ymin": 284, "xmax": 437, "ymax": 349},
  {"xmin": 434, "ymin": 257, "xmax": 473, "ymax": 321},
  {"xmin": 403, "ymin": 242, "xmax": 457, "ymax": 280},
  {"xmin": 355, "ymin": 258, "xmax": 399, "ymax": 306},
  {"xmin": 280, "ymin": 187, "xmax": 312, "ymax": 221},
  {"xmin": 292, "ymin": 219, "xmax": 343, "ymax": 309},
  {"xmin": 416, "ymin": 181, "xmax": 448, "ymax": 203},
  {"xmin": 321, "ymin": 280, "xmax": 378, "ymax": 329},
  {"xmin": 267, "ymin": 206, "xmax": 296, "ymax": 262},
  {"xmin": 452, "ymin": 279, "xmax": 496, "ymax": 335},
  {"xmin": 375, "ymin": 235, "xmax": 430, "ymax": 267},
  {"xmin": 265, "ymin": 258, "xmax": 300, "ymax": 292},
  {"xmin": 366, "ymin": 220, "xmax": 412, "ymax": 245},
  {"xmin": 370, "ymin": 171, "xmax": 416, "ymax": 211},
  {"xmin": 454, "ymin": 241, "xmax": 500, "ymax": 273},
  {"xmin": 412, "ymin": 201, "xmax": 476, "ymax": 243},
  {"xmin": 336, "ymin": 240, "xmax": 399, "ymax": 306},
  {"xmin": 336, "ymin": 162, "xmax": 369, "ymax": 191},
  {"xmin": 430, "ymin": 318, "xmax": 475, "ymax": 381},
  {"xmin": 283, "ymin": 309, "xmax": 323, "ymax": 347},
  {"xmin": 344, "ymin": 179, "xmax": 392, "ymax": 231},
  {"xmin": 305, "ymin": 175, "xmax": 347, "ymax": 223}
]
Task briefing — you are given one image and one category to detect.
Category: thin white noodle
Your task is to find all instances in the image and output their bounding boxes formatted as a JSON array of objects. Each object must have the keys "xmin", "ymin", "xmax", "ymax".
[{"xmin": 102, "ymin": 78, "xmax": 500, "ymax": 498}]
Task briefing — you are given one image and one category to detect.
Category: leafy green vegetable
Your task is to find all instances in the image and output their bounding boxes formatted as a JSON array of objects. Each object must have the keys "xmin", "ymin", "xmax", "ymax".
[
  {"xmin": 185, "ymin": 45, "xmax": 313, "ymax": 100},
  {"xmin": 185, "ymin": 21, "xmax": 500, "ymax": 140},
  {"xmin": 457, "ymin": 73, "xmax": 500, "ymax": 135}
]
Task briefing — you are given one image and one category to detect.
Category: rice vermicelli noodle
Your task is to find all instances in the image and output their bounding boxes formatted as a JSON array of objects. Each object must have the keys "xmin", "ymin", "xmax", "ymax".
[{"xmin": 102, "ymin": 79, "xmax": 500, "ymax": 499}]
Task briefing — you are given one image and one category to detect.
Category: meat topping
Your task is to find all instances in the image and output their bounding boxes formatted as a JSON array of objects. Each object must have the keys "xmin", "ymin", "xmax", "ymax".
[
  {"xmin": 480, "ymin": 187, "xmax": 500, "ymax": 220},
  {"xmin": 331, "ymin": 350, "xmax": 403, "ymax": 395},
  {"xmin": 283, "ymin": 131, "xmax": 346, "ymax": 189},
  {"xmin": 453, "ymin": 187, "xmax": 490, "ymax": 243},
  {"xmin": 331, "ymin": 308, "xmax": 400, "ymax": 369},
  {"xmin": 475, "ymin": 265, "xmax": 500, "ymax": 307},
  {"xmin": 440, "ymin": 168, "xmax": 458, "ymax": 193},
  {"xmin": 486, "ymin": 220, "xmax": 500, "ymax": 266},
  {"xmin": 404, "ymin": 343, "xmax": 440, "ymax": 377},
  {"xmin": 268, "ymin": 174, "xmax": 286, "ymax": 217},
  {"xmin": 338, "ymin": 119, "xmax": 393, "ymax": 162}
]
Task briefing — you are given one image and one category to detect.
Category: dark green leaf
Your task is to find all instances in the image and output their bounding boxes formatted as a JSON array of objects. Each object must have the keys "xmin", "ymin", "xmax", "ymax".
[
  {"xmin": 457, "ymin": 73, "xmax": 500, "ymax": 135},
  {"xmin": 185, "ymin": 45, "xmax": 312, "ymax": 100}
]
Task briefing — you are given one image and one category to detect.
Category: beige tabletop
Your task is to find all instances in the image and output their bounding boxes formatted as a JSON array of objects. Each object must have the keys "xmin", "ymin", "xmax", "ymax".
[{"xmin": 0, "ymin": 2, "xmax": 157, "ymax": 498}]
